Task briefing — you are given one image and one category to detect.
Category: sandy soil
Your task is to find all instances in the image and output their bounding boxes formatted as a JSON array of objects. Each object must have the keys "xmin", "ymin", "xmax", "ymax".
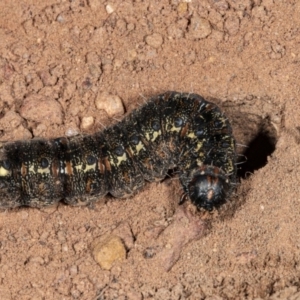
[{"xmin": 0, "ymin": 0, "xmax": 300, "ymax": 299}]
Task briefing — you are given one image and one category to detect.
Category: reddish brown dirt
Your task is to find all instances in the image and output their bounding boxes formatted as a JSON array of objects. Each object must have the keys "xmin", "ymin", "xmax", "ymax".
[{"xmin": 0, "ymin": 0, "xmax": 300, "ymax": 299}]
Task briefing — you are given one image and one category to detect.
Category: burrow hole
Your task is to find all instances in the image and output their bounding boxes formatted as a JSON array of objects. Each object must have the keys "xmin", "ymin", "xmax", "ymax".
[{"xmin": 237, "ymin": 119, "xmax": 278, "ymax": 178}]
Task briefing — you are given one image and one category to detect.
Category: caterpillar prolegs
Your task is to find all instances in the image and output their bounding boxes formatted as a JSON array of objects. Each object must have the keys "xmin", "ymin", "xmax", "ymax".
[{"xmin": 0, "ymin": 92, "xmax": 237, "ymax": 211}]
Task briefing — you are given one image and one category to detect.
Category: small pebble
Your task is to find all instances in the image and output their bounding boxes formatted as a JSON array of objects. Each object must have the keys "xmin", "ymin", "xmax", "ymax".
[
  {"xmin": 70, "ymin": 289, "xmax": 81, "ymax": 298},
  {"xmin": 20, "ymin": 95, "xmax": 63, "ymax": 125},
  {"xmin": 73, "ymin": 241, "xmax": 86, "ymax": 253},
  {"xmin": 57, "ymin": 230, "xmax": 66, "ymax": 243},
  {"xmin": 0, "ymin": 111, "xmax": 22, "ymax": 130},
  {"xmin": 81, "ymin": 116, "xmax": 94, "ymax": 130},
  {"xmin": 225, "ymin": 15, "xmax": 240, "ymax": 36},
  {"xmin": 145, "ymin": 33, "xmax": 164, "ymax": 49},
  {"xmin": 69, "ymin": 265, "xmax": 78, "ymax": 277},
  {"xmin": 106, "ymin": 4, "xmax": 115, "ymax": 14},
  {"xmin": 127, "ymin": 23, "xmax": 135, "ymax": 31},
  {"xmin": 177, "ymin": 2, "xmax": 188, "ymax": 14},
  {"xmin": 30, "ymin": 256, "xmax": 44, "ymax": 265},
  {"xmin": 95, "ymin": 92, "xmax": 124, "ymax": 117},
  {"xmin": 213, "ymin": 0, "xmax": 229, "ymax": 11},
  {"xmin": 92, "ymin": 235, "xmax": 126, "ymax": 270},
  {"xmin": 65, "ymin": 127, "xmax": 80, "ymax": 137},
  {"xmin": 62, "ymin": 243, "xmax": 69, "ymax": 252},
  {"xmin": 188, "ymin": 15, "xmax": 211, "ymax": 39},
  {"xmin": 56, "ymin": 14, "xmax": 65, "ymax": 23}
]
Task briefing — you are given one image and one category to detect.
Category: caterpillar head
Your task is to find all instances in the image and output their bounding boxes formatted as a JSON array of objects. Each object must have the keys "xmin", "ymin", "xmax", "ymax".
[{"xmin": 187, "ymin": 166, "xmax": 231, "ymax": 211}]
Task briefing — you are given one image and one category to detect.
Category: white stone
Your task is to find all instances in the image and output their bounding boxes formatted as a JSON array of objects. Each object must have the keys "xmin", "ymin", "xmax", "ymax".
[{"xmin": 95, "ymin": 92, "xmax": 124, "ymax": 117}]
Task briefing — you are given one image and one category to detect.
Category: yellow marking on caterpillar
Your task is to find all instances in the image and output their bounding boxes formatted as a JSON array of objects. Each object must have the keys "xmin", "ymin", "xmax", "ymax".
[
  {"xmin": 145, "ymin": 130, "xmax": 161, "ymax": 141},
  {"xmin": 195, "ymin": 141, "xmax": 203, "ymax": 151},
  {"xmin": 169, "ymin": 126, "xmax": 181, "ymax": 133},
  {"xmin": 145, "ymin": 132, "xmax": 151, "ymax": 141},
  {"xmin": 131, "ymin": 141, "xmax": 144, "ymax": 154},
  {"xmin": 196, "ymin": 158, "xmax": 203, "ymax": 166},
  {"xmin": 29, "ymin": 164, "xmax": 50, "ymax": 175},
  {"xmin": 74, "ymin": 164, "xmax": 83, "ymax": 171},
  {"xmin": 29, "ymin": 164, "xmax": 35, "ymax": 173},
  {"xmin": 108, "ymin": 152, "xmax": 127, "ymax": 167},
  {"xmin": 0, "ymin": 166, "xmax": 9, "ymax": 176},
  {"xmin": 187, "ymin": 132, "xmax": 197, "ymax": 139},
  {"xmin": 37, "ymin": 168, "xmax": 51, "ymax": 174},
  {"xmin": 226, "ymin": 160, "xmax": 234, "ymax": 174},
  {"xmin": 116, "ymin": 153, "xmax": 127, "ymax": 166},
  {"xmin": 165, "ymin": 119, "xmax": 181, "ymax": 133},
  {"xmin": 84, "ymin": 163, "xmax": 96, "ymax": 172}
]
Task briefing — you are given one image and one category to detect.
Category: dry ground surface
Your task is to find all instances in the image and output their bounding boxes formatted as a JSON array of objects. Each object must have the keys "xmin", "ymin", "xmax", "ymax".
[{"xmin": 0, "ymin": 0, "xmax": 300, "ymax": 299}]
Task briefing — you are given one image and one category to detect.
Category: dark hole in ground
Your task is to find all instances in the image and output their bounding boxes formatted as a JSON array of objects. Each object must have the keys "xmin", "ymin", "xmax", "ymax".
[{"xmin": 237, "ymin": 120, "xmax": 277, "ymax": 178}]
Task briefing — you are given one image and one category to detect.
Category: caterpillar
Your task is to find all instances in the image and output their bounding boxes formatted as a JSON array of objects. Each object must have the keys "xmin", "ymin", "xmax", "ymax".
[{"xmin": 0, "ymin": 92, "xmax": 237, "ymax": 211}]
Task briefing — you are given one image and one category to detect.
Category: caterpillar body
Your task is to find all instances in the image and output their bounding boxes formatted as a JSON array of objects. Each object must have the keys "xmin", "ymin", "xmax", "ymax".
[{"xmin": 0, "ymin": 92, "xmax": 237, "ymax": 211}]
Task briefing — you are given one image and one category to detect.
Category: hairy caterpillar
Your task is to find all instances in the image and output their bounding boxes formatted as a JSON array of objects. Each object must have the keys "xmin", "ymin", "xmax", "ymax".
[{"xmin": 0, "ymin": 92, "xmax": 237, "ymax": 211}]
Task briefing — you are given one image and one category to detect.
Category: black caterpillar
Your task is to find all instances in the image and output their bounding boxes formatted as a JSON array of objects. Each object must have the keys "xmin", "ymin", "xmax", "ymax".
[{"xmin": 0, "ymin": 92, "xmax": 237, "ymax": 211}]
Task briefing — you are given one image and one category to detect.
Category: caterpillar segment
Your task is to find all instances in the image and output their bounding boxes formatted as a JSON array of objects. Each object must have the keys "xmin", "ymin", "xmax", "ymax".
[{"xmin": 0, "ymin": 92, "xmax": 237, "ymax": 210}]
